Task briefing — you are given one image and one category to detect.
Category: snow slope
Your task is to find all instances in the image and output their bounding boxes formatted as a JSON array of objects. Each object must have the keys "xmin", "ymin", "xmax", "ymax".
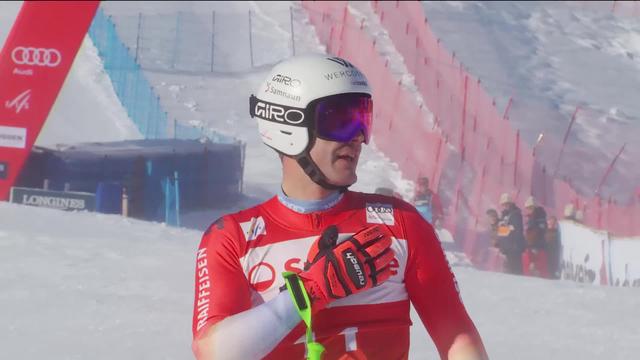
[
  {"xmin": 2, "ymin": 201, "xmax": 639, "ymax": 359},
  {"xmin": 1, "ymin": 1, "xmax": 639, "ymax": 359},
  {"xmin": 421, "ymin": 1, "xmax": 640, "ymax": 201}
]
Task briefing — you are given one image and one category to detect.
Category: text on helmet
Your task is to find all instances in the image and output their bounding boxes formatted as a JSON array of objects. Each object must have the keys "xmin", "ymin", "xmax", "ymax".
[
  {"xmin": 255, "ymin": 101, "xmax": 305, "ymax": 124},
  {"xmin": 272, "ymin": 74, "xmax": 302, "ymax": 87}
]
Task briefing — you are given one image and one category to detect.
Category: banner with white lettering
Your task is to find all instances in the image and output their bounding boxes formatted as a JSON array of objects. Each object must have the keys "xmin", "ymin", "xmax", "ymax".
[
  {"xmin": 559, "ymin": 221, "xmax": 610, "ymax": 285},
  {"xmin": 0, "ymin": 1, "xmax": 100, "ymax": 200},
  {"xmin": 609, "ymin": 237, "xmax": 640, "ymax": 288},
  {"xmin": 10, "ymin": 186, "xmax": 95, "ymax": 211}
]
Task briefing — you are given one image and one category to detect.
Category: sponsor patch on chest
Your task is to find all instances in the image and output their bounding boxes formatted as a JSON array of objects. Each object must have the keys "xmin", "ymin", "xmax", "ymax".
[
  {"xmin": 239, "ymin": 216, "xmax": 267, "ymax": 241},
  {"xmin": 366, "ymin": 203, "xmax": 395, "ymax": 225}
]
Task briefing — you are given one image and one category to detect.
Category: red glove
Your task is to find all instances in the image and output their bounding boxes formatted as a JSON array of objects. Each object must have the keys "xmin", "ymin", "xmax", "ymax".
[{"xmin": 298, "ymin": 224, "xmax": 394, "ymax": 312}]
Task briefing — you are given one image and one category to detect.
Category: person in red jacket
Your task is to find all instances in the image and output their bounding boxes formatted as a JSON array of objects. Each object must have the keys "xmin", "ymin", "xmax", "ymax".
[{"xmin": 191, "ymin": 55, "xmax": 488, "ymax": 360}]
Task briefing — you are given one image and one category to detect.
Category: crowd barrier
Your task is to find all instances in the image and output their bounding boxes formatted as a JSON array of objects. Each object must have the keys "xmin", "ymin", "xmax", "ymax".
[
  {"xmin": 88, "ymin": 8, "xmax": 167, "ymax": 139},
  {"xmin": 560, "ymin": 221, "xmax": 609, "ymax": 285},
  {"xmin": 300, "ymin": 2, "xmax": 639, "ymax": 282},
  {"xmin": 101, "ymin": 9, "xmax": 298, "ymax": 73},
  {"xmin": 609, "ymin": 236, "xmax": 640, "ymax": 287},
  {"xmin": 559, "ymin": 220, "xmax": 640, "ymax": 288},
  {"xmin": 301, "ymin": 1, "xmax": 450, "ymax": 189},
  {"xmin": 369, "ymin": 1, "xmax": 639, "ymax": 238},
  {"xmin": 88, "ymin": 8, "xmax": 235, "ymax": 143},
  {"xmin": 302, "ymin": 1, "xmax": 477, "ymax": 247}
]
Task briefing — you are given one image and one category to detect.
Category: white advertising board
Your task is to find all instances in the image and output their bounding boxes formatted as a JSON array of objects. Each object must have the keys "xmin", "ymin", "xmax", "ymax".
[{"xmin": 559, "ymin": 221, "xmax": 609, "ymax": 285}]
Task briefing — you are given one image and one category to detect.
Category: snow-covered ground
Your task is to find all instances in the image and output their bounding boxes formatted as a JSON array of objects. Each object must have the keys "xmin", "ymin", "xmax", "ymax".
[
  {"xmin": 421, "ymin": 1, "xmax": 640, "ymax": 201},
  {"xmin": 1, "ymin": 1, "xmax": 639, "ymax": 359},
  {"xmin": 2, "ymin": 201, "xmax": 639, "ymax": 359}
]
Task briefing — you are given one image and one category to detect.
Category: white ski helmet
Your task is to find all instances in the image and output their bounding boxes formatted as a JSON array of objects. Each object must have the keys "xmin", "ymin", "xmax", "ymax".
[{"xmin": 250, "ymin": 54, "xmax": 373, "ymax": 190}]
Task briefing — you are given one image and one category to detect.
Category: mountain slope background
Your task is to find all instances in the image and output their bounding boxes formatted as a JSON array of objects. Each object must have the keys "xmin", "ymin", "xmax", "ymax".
[{"xmin": 1, "ymin": 1, "xmax": 639, "ymax": 359}]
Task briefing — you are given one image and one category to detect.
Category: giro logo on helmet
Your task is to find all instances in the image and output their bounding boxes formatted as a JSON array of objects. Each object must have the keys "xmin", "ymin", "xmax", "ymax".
[
  {"xmin": 254, "ymin": 101, "xmax": 305, "ymax": 125},
  {"xmin": 272, "ymin": 74, "xmax": 301, "ymax": 87}
]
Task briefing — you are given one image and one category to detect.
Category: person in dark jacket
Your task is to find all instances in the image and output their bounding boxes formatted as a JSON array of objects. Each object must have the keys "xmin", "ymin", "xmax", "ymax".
[
  {"xmin": 545, "ymin": 216, "xmax": 562, "ymax": 279},
  {"xmin": 496, "ymin": 193, "xmax": 525, "ymax": 275},
  {"xmin": 524, "ymin": 196, "xmax": 547, "ymax": 248},
  {"xmin": 522, "ymin": 196, "xmax": 549, "ymax": 278}
]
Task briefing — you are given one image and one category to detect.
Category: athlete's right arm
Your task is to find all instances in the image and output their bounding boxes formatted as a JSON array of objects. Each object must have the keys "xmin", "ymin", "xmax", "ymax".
[{"xmin": 191, "ymin": 216, "xmax": 301, "ymax": 360}]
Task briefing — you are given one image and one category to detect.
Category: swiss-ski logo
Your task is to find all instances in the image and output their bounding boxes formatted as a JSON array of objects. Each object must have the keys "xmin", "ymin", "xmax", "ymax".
[{"xmin": 5, "ymin": 89, "xmax": 31, "ymax": 114}]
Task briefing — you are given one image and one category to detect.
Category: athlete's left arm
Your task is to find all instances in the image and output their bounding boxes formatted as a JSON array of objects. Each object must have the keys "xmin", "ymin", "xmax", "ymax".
[{"xmin": 401, "ymin": 208, "xmax": 488, "ymax": 360}]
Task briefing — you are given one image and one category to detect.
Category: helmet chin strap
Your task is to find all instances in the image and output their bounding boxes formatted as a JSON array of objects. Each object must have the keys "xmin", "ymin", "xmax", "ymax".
[{"xmin": 295, "ymin": 152, "xmax": 350, "ymax": 192}]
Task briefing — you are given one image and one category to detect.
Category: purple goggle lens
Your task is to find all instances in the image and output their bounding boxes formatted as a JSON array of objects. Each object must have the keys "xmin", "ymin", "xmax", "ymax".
[{"xmin": 314, "ymin": 93, "xmax": 373, "ymax": 144}]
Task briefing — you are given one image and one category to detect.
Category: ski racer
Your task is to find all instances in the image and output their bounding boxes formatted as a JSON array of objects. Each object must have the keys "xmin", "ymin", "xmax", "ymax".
[{"xmin": 191, "ymin": 54, "xmax": 488, "ymax": 360}]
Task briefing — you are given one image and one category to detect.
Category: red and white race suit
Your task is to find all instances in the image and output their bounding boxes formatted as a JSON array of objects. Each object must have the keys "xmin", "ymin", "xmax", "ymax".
[{"xmin": 192, "ymin": 191, "xmax": 483, "ymax": 359}]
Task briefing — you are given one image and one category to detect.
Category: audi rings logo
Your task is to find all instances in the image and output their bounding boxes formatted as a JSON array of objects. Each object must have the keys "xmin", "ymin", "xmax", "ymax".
[{"xmin": 11, "ymin": 47, "xmax": 62, "ymax": 67}]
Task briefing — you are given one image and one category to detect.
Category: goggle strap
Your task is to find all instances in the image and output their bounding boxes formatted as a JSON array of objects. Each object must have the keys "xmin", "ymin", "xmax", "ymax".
[{"xmin": 296, "ymin": 153, "xmax": 348, "ymax": 192}]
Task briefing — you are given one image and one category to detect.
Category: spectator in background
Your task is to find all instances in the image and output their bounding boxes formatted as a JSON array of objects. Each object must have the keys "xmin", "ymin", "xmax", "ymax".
[
  {"xmin": 575, "ymin": 209, "xmax": 584, "ymax": 224},
  {"xmin": 486, "ymin": 208, "xmax": 500, "ymax": 247},
  {"xmin": 474, "ymin": 208, "xmax": 501, "ymax": 270},
  {"xmin": 496, "ymin": 193, "xmax": 525, "ymax": 275},
  {"xmin": 563, "ymin": 203, "xmax": 576, "ymax": 221},
  {"xmin": 545, "ymin": 216, "xmax": 562, "ymax": 279},
  {"xmin": 413, "ymin": 176, "xmax": 443, "ymax": 224},
  {"xmin": 522, "ymin": 196, "xmax": 549, "ymax": 278},
  {"xmin": 524, "ymin": 196, "xmax": 547, "ymax": 249}
]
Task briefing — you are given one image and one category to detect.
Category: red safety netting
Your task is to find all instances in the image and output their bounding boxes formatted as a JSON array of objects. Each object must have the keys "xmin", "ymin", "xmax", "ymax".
[
  {"xmin": 302, "ymin": 1, "xmax": 451, "ymax": 192},
  {"xmin": 369, "ymin": 0, "xmax": 639, "ymax": 238},
  {"xmin": 300, "ymin": 1, "xmax": 639, "ymax": 256}
]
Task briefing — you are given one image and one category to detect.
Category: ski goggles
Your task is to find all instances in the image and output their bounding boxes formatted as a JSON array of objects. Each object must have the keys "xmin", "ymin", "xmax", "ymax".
[
  {"xmin": 312, "ymin": 93, "xmax": 373, "ymax": 144},
  {"xmin": 250, "ymin": 92, "xmax": 373, "ymax": 144}
]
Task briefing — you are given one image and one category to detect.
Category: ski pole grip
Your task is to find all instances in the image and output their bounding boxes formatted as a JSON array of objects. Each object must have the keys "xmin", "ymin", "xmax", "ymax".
[{"xmin": 282, "ymin": 271, "xmax": 325, "ymax": 360}]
